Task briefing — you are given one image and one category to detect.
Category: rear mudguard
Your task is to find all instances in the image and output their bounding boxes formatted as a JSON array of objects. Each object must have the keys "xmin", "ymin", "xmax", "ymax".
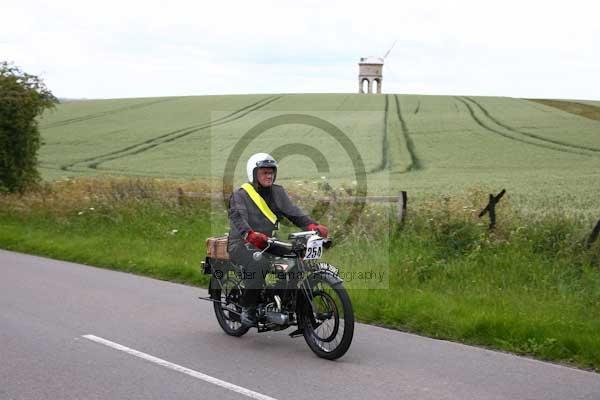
[
  {"xmin": 205, "ymin": 257, "xmax": 232, "ymax": 300},
  {"xmin": 208, "ymin": 276, "xmax": 220, "ymax": 300}
]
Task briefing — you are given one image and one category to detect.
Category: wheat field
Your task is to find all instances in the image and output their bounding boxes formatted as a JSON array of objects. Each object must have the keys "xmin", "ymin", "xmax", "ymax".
[{"xmin": 38, "ymin": 94, "xmax": 600, "ymax": 216}]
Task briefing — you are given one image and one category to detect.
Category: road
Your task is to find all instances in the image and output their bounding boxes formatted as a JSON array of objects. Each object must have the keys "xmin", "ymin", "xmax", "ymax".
[{"xmin": 1, "ymin": 249, "xmax": 599, "ymax": 400}]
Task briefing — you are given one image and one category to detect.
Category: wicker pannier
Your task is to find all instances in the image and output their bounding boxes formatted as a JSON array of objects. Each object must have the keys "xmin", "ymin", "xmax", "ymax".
[{"xmin": 206, "ymin": 236, "xmax": 230, "ymax": 260}]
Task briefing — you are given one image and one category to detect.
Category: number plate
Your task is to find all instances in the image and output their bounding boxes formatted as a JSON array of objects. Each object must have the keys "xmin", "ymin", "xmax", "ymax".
[
  {"xmin": 304, "ymin": 235, "xmax": 323, "ymax": 260},
  {"xmin": 318, "ymin": 263, "xmax": 338, "ymax": 275}
]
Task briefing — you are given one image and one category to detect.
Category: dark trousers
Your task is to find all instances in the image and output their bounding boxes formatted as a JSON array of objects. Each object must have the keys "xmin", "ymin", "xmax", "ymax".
[{"xmin": 228, "ymin": 240, "xmax": 274, "ymax": 307}]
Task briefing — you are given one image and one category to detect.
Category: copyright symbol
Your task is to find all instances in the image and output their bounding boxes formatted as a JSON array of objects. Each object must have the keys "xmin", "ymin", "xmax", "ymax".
[
  {"xmin": 222, "ymin": 113, "xmax": 367, "ymax": 229},
  {"xmin": 213, "ymin": 270, "xmax": 224, "ymax": 279}
]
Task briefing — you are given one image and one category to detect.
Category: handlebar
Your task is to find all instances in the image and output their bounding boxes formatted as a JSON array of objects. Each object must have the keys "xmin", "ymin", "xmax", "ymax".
[
  {"xmin": 267, "ymin": 238, "xmax": 293, "ymax": 250},
  {"xmin": 252, "ymin": 233, "xmax": 332, "ymax": 261}
]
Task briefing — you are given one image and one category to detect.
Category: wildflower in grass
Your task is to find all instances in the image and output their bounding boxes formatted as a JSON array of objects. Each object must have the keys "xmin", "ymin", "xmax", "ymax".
[
  {"xmin": 77, "ymin": 211, "xmax": 84, "ymax": 215},
  {"xmin": 169, "ymin": 229, "xmax": 178, "ymax": 235}
]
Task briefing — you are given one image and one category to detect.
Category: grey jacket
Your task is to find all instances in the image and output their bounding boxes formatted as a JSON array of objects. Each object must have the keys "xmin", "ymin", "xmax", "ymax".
[{"xmin": 228, "ymin": 183, "xmax": 315, "ymax": 249}]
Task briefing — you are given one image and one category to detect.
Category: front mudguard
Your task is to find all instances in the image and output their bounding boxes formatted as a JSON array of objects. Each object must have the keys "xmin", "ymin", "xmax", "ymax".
[{"xmin": 309, "ymin": 263, "xmax": 343, "ymax": 286}]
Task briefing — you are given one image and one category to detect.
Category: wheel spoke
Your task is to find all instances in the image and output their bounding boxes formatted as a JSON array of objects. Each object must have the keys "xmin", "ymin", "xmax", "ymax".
[
  {"xmin": 306, "ymin": 282, "xmax": 346, "ymax": 351},
  {"xmin": 213, "ymin": 276, "xmax": 248, "ymax": 336}
]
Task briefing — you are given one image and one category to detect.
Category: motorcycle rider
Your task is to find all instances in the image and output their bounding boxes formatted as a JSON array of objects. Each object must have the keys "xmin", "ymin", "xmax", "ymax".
[{"xmin": 228, "ymin": 153, "xmax": 329, "ymax": 327}]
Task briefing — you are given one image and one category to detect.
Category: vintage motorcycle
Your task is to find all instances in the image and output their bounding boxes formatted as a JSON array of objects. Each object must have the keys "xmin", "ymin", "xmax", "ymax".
[{"xmin": 200, "ymin": 231, "xmax": 354, "ymax": 360}]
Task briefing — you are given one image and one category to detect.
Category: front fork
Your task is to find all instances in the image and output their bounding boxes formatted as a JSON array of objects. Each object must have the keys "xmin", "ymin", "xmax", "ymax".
[{"xmin": 296, "ymin": 259, "xmax": 320, "ymax": 327}]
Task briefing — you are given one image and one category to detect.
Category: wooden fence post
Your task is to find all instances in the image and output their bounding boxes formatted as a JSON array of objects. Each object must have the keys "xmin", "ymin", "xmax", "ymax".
[
  {"xmin": 587, "ymin": 219, "xmax": 600, "ymax": 249},
  {"xmin": 177, "ymin": 187, "xmax": 185, "ymax": 206},
  {"xmin": 396, "ymin": 191, "xmax": 408, "ymax": 225},
  {"xmin": 327, "ymin": 191, "xmax": 337, "ymax": 227},
  {"xmin": 478, "ymin": 189, "xmax": 506, "ymax": 230}
]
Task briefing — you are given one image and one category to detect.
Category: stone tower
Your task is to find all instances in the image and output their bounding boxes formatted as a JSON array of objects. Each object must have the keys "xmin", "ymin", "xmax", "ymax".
[{"xmin": 358, "ymin": 57, "xmax": 384, "ymax": 94}]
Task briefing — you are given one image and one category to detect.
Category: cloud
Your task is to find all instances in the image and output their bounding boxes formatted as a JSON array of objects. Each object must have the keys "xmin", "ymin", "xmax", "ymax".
[{"xmin": 1, "ymin": 0, "xmax": 599, "ymax": 99}]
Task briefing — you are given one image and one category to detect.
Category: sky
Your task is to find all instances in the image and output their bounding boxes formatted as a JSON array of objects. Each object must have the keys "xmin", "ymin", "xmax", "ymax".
[{"xmin": 2, "ymin": 0, "xmax": 599, "ymax": 100}]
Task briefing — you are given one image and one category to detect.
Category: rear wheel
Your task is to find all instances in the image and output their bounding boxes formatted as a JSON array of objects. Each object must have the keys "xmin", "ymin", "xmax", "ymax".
[
  {"xmin": 212, "ymin": 275, "xmax": 249, "ymax": 337},
  {"xmin": 302, "ymin": 274, "xmax": 354, "ymax": 360}
]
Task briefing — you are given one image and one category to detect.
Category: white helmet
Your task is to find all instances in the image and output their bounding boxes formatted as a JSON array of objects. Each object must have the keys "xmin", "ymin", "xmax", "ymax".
[{"xmin": 246, "ymin": 153, "xmax": 278, "ymax": 183}]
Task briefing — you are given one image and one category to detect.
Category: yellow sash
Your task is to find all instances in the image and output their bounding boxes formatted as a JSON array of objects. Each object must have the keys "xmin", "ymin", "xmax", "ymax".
[{"xmin": 241, "ymin": 183, "xmax": 278, "ymax": 225}]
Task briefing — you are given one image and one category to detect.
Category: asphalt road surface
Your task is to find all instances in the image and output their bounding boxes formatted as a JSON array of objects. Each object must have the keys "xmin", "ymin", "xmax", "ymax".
[{"xmin": 2, "ymin": 249, "xmax": 600, "ymax": 400}]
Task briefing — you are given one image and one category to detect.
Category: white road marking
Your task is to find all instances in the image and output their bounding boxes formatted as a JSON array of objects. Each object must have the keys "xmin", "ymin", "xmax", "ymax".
[{"xmin": 82, "ymin": 334, "xmax": 278, "ymax": 400}]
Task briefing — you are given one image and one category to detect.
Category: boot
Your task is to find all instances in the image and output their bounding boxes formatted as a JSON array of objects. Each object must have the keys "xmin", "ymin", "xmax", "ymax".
[{"xmin": 240, "ymin": 306, "xmax": 258, "ymax": 327}]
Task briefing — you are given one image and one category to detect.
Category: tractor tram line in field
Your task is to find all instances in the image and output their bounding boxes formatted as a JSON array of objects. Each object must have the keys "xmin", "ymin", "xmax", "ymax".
[
  {"xmin": 455, "ymin": 97, "xmax": 597, "ymax": 158},
  {"xmin": 41, "ymin": 98, "xmax": 177, "ymax": 129},
  {"xmin": 89, "ymin": 95, "xmax": 283, "ymax": 168},
  {"xmin": 370, "ymin": 95, "xmax": 390, "ymax": 173},
  {"xmin": 465, "ymin": 97, "xmax": 600, "ymax": 154},
  {"xmin": 83, "ymin": 95, "xmax": 280, "ymax": 168},
  {"xmin": 373, "ymin": 95, "xmax": 422, "ymax": 174},
  {"xmin": 58, "ymin": 95, "xmax": 277, "ymax": 171},
  {"xmin": 60, "ymin": 95, "xmax": 283, "ymax": 172},
  {"xmin": 393, "ymin": 94, "xmax": 422, "ymax": 171}
]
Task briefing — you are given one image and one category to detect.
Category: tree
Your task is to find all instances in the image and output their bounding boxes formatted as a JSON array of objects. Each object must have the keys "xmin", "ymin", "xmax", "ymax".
[{"xmin": 0, "ymin": 61, "xmax": 58, "ymax": 192}]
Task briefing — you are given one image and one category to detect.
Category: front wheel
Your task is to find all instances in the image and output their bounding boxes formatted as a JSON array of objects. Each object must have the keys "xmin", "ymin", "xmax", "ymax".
[{"xmin": 301, "ymin": 274, "xmax": 354, "ymax": 360}]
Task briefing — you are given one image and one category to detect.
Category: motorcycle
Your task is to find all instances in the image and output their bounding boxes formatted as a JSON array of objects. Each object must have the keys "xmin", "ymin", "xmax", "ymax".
[{"xmin": 200, "ymin": 231, "xmax": 354, "ymax": 360}]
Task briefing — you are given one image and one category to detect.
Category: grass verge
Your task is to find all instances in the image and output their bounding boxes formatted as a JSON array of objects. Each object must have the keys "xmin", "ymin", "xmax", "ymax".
[{"xmin": 1, "ymin": 177, "xmax": 599, "ymax": 371}]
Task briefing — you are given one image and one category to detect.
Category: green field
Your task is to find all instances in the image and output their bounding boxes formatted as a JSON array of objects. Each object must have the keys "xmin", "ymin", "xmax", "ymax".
[{"xmin": 38, "ymin": 94, "xmax": 600, "ymax": 217}]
